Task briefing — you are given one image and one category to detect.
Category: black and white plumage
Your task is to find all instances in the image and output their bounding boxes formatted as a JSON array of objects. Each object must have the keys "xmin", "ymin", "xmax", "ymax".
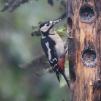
[{"xmin": 39, "ymin": 19, "xmax": 70, "ymax": 88}]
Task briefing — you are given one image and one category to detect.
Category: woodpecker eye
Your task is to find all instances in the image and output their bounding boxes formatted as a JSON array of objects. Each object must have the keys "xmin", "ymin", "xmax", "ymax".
[{"xmin": 46, "ymin": 23, "xmax": 50, "ymax": 26}]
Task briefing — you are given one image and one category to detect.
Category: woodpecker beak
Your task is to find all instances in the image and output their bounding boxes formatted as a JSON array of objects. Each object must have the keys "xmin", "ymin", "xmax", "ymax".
[
  {"xmin": 50, "ymin": 19, "xmax": 61, "ymax": 25},
  {"xmin": 53, "ymin": 19, "xmax": 61, "ymax": 24}
]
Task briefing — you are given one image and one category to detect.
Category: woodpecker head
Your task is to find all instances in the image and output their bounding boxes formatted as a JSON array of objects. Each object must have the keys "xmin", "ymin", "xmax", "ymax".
[{"xmin": 39, "ymin": 19, "xmax": 61, "ymax": 34}]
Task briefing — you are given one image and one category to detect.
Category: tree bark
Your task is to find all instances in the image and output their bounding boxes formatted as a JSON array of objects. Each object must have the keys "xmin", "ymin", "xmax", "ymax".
[{"xmin": 67, "ymin": 0, "xmax": 101, "ymax": 101}]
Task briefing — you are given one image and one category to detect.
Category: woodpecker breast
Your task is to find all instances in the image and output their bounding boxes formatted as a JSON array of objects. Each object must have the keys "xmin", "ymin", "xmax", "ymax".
[{"xmin": 49, "ymin": 31, "xmax": 65, "ymax": 57}]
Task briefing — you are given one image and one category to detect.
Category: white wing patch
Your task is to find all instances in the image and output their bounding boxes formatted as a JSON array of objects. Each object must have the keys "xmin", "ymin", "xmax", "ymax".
[{"xmin": 45, "ymin": 42, "xmax": 52, "ymax": 60}]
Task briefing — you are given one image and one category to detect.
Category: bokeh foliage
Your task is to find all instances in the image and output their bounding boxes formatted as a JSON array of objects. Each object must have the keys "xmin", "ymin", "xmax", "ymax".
[{"xmin": 0, "ymin": 0, "xmax": 71, "ymax": 101}]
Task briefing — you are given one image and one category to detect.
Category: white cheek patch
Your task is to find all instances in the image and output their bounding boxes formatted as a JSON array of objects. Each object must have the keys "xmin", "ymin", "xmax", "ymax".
[
  {"xmin": 40, "ymin": 22, "xmax": 53, "ymax": 32},
  {"xmin": 40, "ymin": 25, "xmax": 48, "ymax": 32}
]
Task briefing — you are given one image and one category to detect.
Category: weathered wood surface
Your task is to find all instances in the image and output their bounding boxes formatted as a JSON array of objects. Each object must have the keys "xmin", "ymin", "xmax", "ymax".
[{"xmin": 67, "ymin": 0, "xmax": 101, "ymax": 101}]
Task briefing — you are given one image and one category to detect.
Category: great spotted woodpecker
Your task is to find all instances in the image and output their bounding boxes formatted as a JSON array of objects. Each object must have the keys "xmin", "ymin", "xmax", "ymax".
[{"xmin": 39, "ymin": 19, "xmax": 70, "ymax": 88}]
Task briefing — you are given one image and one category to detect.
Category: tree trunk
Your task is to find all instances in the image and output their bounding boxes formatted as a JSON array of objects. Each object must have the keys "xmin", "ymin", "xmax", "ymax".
[{"xmin": 67, "ymin": 0, "xmax": 101, "ymax": 101}]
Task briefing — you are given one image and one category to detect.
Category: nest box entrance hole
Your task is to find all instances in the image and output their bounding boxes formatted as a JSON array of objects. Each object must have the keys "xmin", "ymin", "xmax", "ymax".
[
  {"xmin": 79, "ymin": 4, "xmax": 96, "ymax": 23},
  {"xmin": 81, "ymin": 48, "xmax": 97, "ymax": 67}
]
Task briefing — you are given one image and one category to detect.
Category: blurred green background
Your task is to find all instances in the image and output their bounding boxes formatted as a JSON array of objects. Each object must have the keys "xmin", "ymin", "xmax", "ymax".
[{"xmin": 0, "ymin": 0, "xmax": 71, "ymax": 101}]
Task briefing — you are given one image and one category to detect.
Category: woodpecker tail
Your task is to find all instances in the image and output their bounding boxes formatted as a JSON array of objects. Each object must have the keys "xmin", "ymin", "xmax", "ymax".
[
  {"xmin": 61, "ymin": 72, "xmax": 70, "ymax": 88},
  {"xmin": 56, "ymin": 71, "xmax": 61, "ymax": 82}
]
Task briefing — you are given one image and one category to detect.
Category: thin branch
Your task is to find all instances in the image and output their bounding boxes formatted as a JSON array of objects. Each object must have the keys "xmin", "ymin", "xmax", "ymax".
[{"xmin": 1, "ymin": 0, "xmax": 29, "ymax": 12}]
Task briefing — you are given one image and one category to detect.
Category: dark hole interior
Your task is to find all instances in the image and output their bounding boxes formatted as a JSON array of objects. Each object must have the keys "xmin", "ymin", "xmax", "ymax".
[
  {"xmin": 80, "ymin": 4, "xmax": 95, "ymax": 22},
  {"xmin": 67, "ymin": 17, "xmax": 72, "ymax": 29},
  {"xmin": 82, "ymin": 49, "xmax": 96, "ymax": 67}
]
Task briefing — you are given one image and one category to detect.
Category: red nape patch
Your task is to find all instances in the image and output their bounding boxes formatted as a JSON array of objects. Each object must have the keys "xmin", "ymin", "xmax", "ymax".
[{"xmin": 58, "ymin": 58, "xmax": 65, "ymax": 70}]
